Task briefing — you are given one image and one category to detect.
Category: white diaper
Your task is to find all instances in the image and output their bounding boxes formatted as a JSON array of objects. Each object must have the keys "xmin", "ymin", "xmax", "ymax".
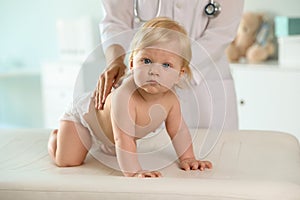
[
  {"xmin": 60, "ymin": 92, "xmax": 116, "ymax": 156},
  {"xmin": 60, "ymin": 92, "xmax": 92, "ymax": 128}
]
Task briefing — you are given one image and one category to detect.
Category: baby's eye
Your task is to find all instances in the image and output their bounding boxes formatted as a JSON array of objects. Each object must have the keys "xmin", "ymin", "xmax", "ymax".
[
  {"xmin": 142, "ymin": 58, "xmax": 152, "ymax": 64},
  {"xmin": 162, "ymin": 63, "xmax": 171, "ymax": 68}
]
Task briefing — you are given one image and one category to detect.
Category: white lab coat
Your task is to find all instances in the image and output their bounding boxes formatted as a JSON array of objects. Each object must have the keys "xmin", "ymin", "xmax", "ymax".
[{"xmin": 99, "ymin": 0, "xmax": 244, "ymax": 131}]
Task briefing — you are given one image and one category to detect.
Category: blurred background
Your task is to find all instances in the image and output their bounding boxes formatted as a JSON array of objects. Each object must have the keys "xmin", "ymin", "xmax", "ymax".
[
  {"xmin": 0, "ymin": 0, "xmax": 299, "ymax": 132},
  {"xmin": 0, "ymin": 0, "xmax": 102, "ymax": 128}
]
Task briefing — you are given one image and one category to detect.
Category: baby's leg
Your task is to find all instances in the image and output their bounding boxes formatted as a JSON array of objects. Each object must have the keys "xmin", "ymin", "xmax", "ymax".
[
  {"xmin": 48, "ymin": 129, "xmax": 58, "ymax": 162},
  {"xmin": 48, "ymin": 120, "xmax": 91, "ymax": 167}
]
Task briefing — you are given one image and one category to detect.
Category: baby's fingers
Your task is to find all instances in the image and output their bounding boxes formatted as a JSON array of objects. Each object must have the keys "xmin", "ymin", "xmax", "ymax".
[
  {"xmin": 206, "ymin": 161, "xmax": 213, "ymax": 169},
  {"xmin": 199, "ymin": 162, "xmax": 206, "ymax": 171},
  {"xmin": 135, "ymin": 171, "xmax": 162, "ymax": 178},
  {"xmin": 198, "ymin": 161, "xmax": 213, "ymax": 170},
  {"xmin": 153, "ymin": 171, "xmax": 162, "ymax": 177},
  {"xmin": 191, "ymin": 161, "xmax": 199, "ymax": 170},
  {"xmin": 181, "ymin": 161, "xmax": 199, "ymax": 170},
  {"xmin": 180, "ymin": 162, "xmax": 191, "ymax": 171}
]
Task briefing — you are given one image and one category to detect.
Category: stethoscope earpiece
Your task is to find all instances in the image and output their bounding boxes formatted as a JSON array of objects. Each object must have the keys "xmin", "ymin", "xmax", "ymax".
[{"xmin": 204, "ymin": 0, "xmax": 221, "ymax": 18}]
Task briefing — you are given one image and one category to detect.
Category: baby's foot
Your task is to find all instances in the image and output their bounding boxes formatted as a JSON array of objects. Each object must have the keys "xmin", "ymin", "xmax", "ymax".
[
  {"xmin": 51, "ymin": 129, "xmax": 58, "ymax": 135},
  {"xmin": 48, "ymin": 129, "xmax": 58, "ymax": 161}
]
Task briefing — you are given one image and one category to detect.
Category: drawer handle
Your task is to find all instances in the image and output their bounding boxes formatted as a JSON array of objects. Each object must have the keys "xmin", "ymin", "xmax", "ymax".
[{"xmin": 240, "ymin": 99, "xmax": 245, "ymax": 105}]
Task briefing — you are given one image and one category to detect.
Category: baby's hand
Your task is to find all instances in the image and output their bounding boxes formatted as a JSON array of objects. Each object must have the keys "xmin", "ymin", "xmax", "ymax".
[
  {"xmin": 133, "ymin": 170, "xmax": 162, "ymax": 178},
  {"xmin": 179, "ymin": 158, "xmax": 213, "ymax": 171}
]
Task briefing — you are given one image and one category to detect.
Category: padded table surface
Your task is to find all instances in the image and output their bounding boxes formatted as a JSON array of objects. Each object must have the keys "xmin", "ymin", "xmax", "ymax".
[{"xmin": 0, "ymin": 129, "xmax": 300, "ymax": 200}]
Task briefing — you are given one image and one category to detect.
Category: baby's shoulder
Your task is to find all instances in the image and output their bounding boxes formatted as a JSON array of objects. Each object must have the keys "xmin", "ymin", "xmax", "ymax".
[
  {"xmin": 111, "ymin": 77, "xmax": 136, "ymax": 107},
  {"xmin": 164, "ymin": 90, "xmax": 180, "ymax": 102}
]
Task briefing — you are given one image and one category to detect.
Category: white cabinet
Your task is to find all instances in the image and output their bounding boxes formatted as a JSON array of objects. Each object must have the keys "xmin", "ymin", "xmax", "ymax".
[
  {"xmin": 0, "ymin": 69, "xmax": 42, "ymax": 128},
  {"xmin": 41, "ymin": 61, "xmax": 84, "ymax": 128},
  {"xmin": 231, "ymin": 62, "xmax": 300, "ymax": 141},
  {"xmin": 41, "ymin": 48, "xmax": 105, "ymax": 128}
]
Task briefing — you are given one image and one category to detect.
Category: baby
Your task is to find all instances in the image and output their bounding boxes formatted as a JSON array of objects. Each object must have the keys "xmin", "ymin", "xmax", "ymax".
[{"xmin": 48, "ymin": 17, "xmax": 212, "ymax": 177}]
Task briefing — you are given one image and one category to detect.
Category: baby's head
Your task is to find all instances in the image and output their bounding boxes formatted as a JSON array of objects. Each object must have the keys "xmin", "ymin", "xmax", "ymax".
[{"xmin": 129, "ymin": 17, "xmax": 192, "ymax": 78}]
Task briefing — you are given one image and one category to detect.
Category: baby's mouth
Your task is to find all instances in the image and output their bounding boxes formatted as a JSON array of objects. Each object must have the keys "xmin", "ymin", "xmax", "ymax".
[{"xmin": 146, "ymin": 80, "xmax": 159, "ymax": 84}]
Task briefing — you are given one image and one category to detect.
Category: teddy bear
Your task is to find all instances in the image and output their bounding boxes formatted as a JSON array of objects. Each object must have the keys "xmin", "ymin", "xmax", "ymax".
[{"xmin": 226, "ymin": 12, "xmax": 276, "ymax": 63}]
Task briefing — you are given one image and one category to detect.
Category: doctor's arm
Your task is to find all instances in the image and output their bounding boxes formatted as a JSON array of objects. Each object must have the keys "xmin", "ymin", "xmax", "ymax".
[
  {"xmin": 95, "ymin": 44, "xmax": 126, "ymax": 109},
  {"xmin": 96, "ymin": 0, "xmax": 134, "ymax": 109}
]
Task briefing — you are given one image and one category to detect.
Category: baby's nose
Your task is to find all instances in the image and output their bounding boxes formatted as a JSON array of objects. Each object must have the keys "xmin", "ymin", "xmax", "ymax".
[{"xmin": 148, "ymin": 64, "xmax": 161, "ymax": 76}]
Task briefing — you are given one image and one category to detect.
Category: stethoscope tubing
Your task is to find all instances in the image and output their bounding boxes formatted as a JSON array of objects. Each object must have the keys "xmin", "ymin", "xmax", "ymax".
[
  {"xmin": 133, "ymin": 0, "xmax": 221, "ymax": 23},
  {"xmin": 134, "ymin": 0, "xmax": 162, "ymax": 23}
]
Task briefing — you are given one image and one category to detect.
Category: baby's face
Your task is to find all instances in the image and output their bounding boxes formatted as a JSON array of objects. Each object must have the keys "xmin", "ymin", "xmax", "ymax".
[{"xmin": 131, "ymin": 47, "xmax": 183, "ymax": 94}]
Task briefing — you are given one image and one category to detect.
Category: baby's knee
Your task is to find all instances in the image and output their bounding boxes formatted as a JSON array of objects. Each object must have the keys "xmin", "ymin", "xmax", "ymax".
[
  {"xmin": 53, "ymin": 151, "xmax": 85, "ymax": 167},
  {"xmin": 54, "ymin": 158, "xmax": 83, "ymax": 167}
]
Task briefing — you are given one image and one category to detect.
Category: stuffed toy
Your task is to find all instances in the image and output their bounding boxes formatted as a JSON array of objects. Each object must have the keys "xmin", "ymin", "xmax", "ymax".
[{"xmin": 226, "ymin": 12, "xmax": 276, "ymax": 63}]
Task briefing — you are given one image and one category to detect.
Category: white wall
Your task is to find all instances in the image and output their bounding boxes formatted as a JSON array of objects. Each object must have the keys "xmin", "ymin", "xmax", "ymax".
[
  {"xmin": 0, "ymin": 0, "xmax": 103, "ymax": 69},
  {"xmin": 244, "ymin": 0, "xmax": 300, "ymax": 16},
  {"xmin": 0, "ymin": 74, "xmax": 42, "ymax": 128},
  {"xmin": 0, "ymin": 0, "xmax": 103, "ymax": 128}
]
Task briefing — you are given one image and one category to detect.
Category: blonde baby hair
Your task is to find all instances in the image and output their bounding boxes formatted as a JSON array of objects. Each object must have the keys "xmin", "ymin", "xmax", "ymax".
[{"xmin": 129, "ymin": 17, "xmax": 192, "ymax": 78}]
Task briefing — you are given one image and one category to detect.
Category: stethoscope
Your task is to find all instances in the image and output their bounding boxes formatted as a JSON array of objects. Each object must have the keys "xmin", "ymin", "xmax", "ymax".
[{"xmin": 134, "ymin": 0, "xmax": 221, "ymax": 23}]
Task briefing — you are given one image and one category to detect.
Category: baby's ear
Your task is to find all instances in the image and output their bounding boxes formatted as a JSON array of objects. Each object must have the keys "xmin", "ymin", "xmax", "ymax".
[
  {"xmin": 179, "ymin": 67, "xmax": 186, "ymax": 76},
  {"xmin": 174, "ymin": 67, "xmax": 186, "ymax": 85},
  {"xmin": 129, "ymin": 59, "xmax": 133, "ymax": 70}
]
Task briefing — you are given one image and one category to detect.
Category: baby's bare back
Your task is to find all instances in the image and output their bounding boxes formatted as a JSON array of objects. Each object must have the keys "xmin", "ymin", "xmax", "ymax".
[{"xmin": 94, "ymin": 77, "xmax": 176, "ymax": 143}]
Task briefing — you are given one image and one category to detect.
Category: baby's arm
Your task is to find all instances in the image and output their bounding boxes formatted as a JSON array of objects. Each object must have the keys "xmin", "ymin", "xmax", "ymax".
[
  {"xmin": 112, "ymin": 121, "xmax": 162, "ymax": 177},
  {"xmin": 165, "ymin": 98, "xmax": 212, "ymax": 171},
  {"xmin": 110, "ymin": 86, "xmax": 161, "ymax": 177},
  {"xmin": 112, "ymin": 124, "xmax": 141, "ymax": 177}
]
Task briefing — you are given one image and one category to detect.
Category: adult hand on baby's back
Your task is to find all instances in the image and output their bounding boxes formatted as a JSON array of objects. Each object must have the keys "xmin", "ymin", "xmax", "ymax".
[
  {"xmin": 179, "ymin": 158, "xmax": 213, "ymax": 171},
  {"xmin": 94, "ymin": 61, "xmax": 126, "ymax": 110}
]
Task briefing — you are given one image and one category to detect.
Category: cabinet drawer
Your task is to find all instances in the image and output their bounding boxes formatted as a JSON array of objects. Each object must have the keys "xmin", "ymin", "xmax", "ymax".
[
  {"xmin": 231, "ymin": 65, "xmax": 300, "ymax": 140},
  {"xmin": 42, "ymin": 88, "xmax": 74, "ymax": 107},
  {"xmin": 42, "ymin": 88, "xmax": 75, "ymax": 128},
  {"xmin": 42, "ymin": 62, "xmax": 82, "ymax": 88}
]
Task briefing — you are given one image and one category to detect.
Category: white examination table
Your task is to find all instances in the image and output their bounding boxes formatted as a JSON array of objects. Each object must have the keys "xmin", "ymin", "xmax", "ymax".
[{"xmin": 0, "ymin": 128, "xmax": 300, "ymax": 200}]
